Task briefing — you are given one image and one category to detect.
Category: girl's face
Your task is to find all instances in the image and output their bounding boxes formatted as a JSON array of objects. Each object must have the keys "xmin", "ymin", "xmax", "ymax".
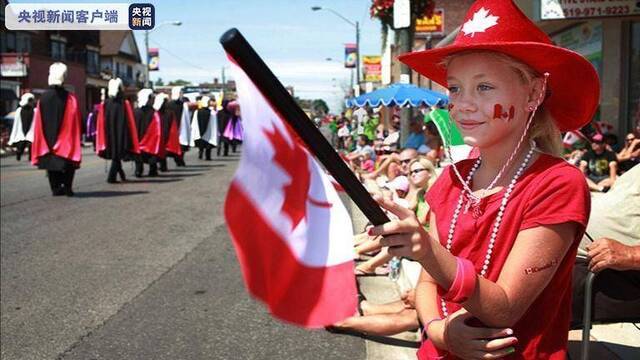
[
  {"xmin": 409, "ymin": 162, "xmax": 431, "ymax": 188},
  {"xmin": 446, "ymin": 53, "xmax": 535, "ymax": 149}
]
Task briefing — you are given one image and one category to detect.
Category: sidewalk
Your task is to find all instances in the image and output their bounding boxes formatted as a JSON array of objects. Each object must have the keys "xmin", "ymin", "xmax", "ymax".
[{"xmin": 342, "ymin": 196, "xmax": 640, "ymax": 360}]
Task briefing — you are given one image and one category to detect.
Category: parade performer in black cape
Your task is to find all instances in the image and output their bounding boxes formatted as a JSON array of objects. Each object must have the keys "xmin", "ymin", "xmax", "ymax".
[
  {"xmin": 31, "ymin": 62, "xmax": 82, "ymax": 196},
  {"xmin": 216, "ymin": 99, "xmax": 231, "ymax": 157},
  {"xmin": 8, "ymin": 92, "xmax": 35, "ymax": 161},
  {"xmin": 95, "ymin": 78, "xmax": 140, "ymax": 183},
  {"xmin": 223, "ymin": 100, "xmax": 243, "ymax": 153},
  {"xmin": 155, "ymin": 93, "xmax": 182, "ymax": 172},
  {"xmin": 134, "ymin": 89, "xmax": 163, "ymax": 177},
  {"xmin": 166, "ymin": 86, "xmax": 191, "ymax": 166},
  {"xmin": 190, "ymin": 96, "xmax": 217, "ymax": 160}
]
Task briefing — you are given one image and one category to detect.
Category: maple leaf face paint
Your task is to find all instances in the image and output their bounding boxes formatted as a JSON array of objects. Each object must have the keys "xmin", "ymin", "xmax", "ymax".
[
  {"xmin": 448, "ymin": 103, "xmax": 454, "ymax": 111},
  {"xmin": 493, "ymin": 104, "xmax": 515, "ymax": 121}
]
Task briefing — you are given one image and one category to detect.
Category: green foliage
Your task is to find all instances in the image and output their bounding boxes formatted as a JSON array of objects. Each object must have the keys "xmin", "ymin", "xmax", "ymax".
[
  {"xmin": 312, "ymin": 99, "xmax": 329, "ymax": 115},
  {"xmin": 167, "ymin": 79, "xmax": 191, "ymax": 86}
]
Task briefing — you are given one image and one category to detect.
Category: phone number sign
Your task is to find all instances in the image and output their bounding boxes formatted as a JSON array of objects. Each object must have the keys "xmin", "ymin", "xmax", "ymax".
[{"xmin": 541, "ymin": 0, "xmax": 640, "ymax": 20}]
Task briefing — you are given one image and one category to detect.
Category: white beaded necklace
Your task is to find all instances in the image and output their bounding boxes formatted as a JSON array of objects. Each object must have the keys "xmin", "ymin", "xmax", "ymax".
[{"xmin": 440, "ymin": 144, "xmax": 536, "ymax": 317}]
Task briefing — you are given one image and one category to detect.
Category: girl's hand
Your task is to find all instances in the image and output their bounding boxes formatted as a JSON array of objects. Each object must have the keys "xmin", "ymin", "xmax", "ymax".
[
  {"xmin": 368, "ymin": 195, "xmax": 432, "ymax": 262},
  {"xmin": 444, "ymin": 310, "xmax": 518, "ymax": 359}
]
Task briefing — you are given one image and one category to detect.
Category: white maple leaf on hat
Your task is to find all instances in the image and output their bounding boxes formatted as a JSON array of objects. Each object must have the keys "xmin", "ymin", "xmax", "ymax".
[{"xmin": 462, "ymin": 7, "xmax": 499, "ymax": 37}]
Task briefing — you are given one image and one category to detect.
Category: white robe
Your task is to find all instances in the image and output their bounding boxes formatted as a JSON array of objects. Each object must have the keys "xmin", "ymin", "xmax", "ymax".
[
  {"xmin": 190, "ymin": 108, "xmax": 218, "ymax": 147},
  {"xmin": 8, "ymin": 106, "xmax": 35, "ymax": 145},
  {"xmin": 178, "ymin": 102, "xmax": 192, "ymax": 147}
]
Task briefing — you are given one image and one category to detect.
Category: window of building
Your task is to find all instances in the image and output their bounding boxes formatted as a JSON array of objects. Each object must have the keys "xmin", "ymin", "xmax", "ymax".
[
  {"xmin": 126, "ymin": 65, "xmax": 133, "ymax": 80},
  {"xmin": 51, "ymin": 40, "xmax": 66, "ymax": 61},
  {"xmin": 87, "ymin": 50, "xmax": 100, "ymax": 75},
  {"xmin": 1, "ymin": 32, "xmax": 16, "ymax": 52},
  {"xmin": 16, "ymin": 33, "xmax": 31, "ymax": 53}
]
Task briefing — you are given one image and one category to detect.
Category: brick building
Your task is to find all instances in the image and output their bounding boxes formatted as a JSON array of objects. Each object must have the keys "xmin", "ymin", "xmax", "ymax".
[{"xmin": 1, "ymin": 1, "xmax": 145, "ymax": 118}]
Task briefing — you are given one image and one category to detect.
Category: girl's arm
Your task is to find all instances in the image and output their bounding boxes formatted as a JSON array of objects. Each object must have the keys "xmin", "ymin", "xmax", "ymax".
[
  {"xmin": 370, "ymin": 197, "xmax": 578, "ymax": 327},
  {"xmin": 415, "ymin": 269, "xmax": 448, "ymax": 349}
]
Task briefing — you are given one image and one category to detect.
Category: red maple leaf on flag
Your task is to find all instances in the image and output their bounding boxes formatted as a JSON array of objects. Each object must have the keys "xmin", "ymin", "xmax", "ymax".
[{"xmin": 263, "ymin": 125, "xmax": 311, "ymax": 231}]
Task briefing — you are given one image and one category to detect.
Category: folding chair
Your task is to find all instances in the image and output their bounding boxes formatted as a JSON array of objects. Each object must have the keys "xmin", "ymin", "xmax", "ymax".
[{"xmin": 580, "ymin": 271, "xmax": 597, "ymax": 360}]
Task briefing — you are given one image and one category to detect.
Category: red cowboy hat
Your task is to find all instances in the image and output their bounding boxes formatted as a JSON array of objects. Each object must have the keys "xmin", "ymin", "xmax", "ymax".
[{"xmin": 398, "ymin": 0, "xmax": 599, "ymax": 132}]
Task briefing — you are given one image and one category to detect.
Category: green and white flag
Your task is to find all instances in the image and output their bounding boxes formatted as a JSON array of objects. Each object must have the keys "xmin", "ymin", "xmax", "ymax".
[{"xmin": 426, "ymin": 109, "xmax": 471, "ymax": 162}]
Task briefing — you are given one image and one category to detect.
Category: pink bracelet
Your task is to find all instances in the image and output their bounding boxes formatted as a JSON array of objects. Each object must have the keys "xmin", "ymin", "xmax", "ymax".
[{"xmin": 438, "ymin": 257, "xmax": 477, "ymax": 303}]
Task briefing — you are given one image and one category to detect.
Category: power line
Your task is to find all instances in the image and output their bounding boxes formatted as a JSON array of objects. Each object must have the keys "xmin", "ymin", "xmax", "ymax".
[{"xmin": 148, "ymin": 38, "xmax": 213, "ymax": 74}]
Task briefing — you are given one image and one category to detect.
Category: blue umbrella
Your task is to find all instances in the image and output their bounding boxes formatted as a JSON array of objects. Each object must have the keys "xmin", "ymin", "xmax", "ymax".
[{"xmin": 345, "ymin": 83, "xmax": 448, "ymax": 108}]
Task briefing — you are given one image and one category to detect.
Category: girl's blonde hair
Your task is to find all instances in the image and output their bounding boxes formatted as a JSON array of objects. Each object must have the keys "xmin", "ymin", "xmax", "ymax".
[
  {"xmin": 408, "ymin": 156, "xmax": 438, "ymax": 189},
  {"xmin": 442, "ymin": 50, "xmax": 563, "ymax": 156}
]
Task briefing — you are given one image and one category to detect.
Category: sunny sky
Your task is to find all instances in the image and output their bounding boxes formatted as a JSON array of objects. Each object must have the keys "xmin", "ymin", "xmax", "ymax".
[{"xmin": 11, "ymin": 0, "xmax": 386, "ymax": 112}]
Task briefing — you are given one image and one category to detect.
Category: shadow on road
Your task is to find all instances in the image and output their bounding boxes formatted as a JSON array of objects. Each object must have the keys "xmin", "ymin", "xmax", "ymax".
[
  {"xmin": 178, "ymin": 164, "xmax": 218, "ymax": 168},
  {"xmin": 209, "ymin": 158, "xmax": 241, "ymax": 162},
  {"xmin": 170, "ymin": 164, "xmax": 226, "ymax": 170},
  {"xmin": 157, "ymin": 173, "xmax": 203, "ymax": 178},
  {"xmin": 326, "ymin": 328, "xmax": 420, "ymax": 349},
  {"xmin": 128, "ymin": 178, "xmax": 185, "ymax": 184},
  {"xmin": 73, "ymin": 190, "xmax": 150, "ymax": 198}
]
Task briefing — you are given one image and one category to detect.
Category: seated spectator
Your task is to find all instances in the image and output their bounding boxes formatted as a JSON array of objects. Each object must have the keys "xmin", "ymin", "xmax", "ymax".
[
  {"xmin": 348, "ymin": 135, "xmax": 376, "ymax": 162},
  {"xmin": 617, "ymin": 132, "xmax": 640, "ymax": 173},
  {"xmin": 342, "ymin": 135, "xmax": 354, "ymax": 152},
  {"xmin": 579, "ymin": 133, "xmax": 618, "ymax": 192},
  {"xmin": 603, "ymin": 133, "xmax": 620, "ymax": 152},
  {"xmin": 327, "ymin": 288, "xmax": 420, "ymax": 336},
  {"xmin": 402, "ymin": 118, "xmax": 426, "ymax": 150},
  {"xmin": 359, "ymin": 148, "xmax": 375, "ymax": 174},
  {"xmin": 405, "ymin": 157, "xmax": 437, "ymax": 225},
  {"xmin": 423, "ymin": 121, "xmax": 443, "ymax": 165},
  {"xmin": 355, "ymin": 176, "xmax": 409, "ymax": 273},
  {"xmin": 572, "ymin": 164, "xmax": 640, "ymax": 328},
  {"xmin": 382, "ymin": 115, "xmax": 401, "ymax": 150},
  {"xmin": 361, "ymin": 147, "xmax": 417, "ymax": 182},
  {"xmin": 565, "ymin": 142, "xmax": 588, "ymax": 167}
]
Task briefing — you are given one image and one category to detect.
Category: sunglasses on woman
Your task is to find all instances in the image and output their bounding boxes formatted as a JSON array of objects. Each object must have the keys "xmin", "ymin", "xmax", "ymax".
[{"xmin": 410, "ymin": 168, "xmax": 428, "ymax": 175}]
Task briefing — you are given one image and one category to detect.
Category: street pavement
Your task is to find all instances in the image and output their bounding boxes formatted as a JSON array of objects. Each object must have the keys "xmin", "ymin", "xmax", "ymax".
[{"xmin": 1, "ymin": 148, "xmax": 365, "ymax": 360}]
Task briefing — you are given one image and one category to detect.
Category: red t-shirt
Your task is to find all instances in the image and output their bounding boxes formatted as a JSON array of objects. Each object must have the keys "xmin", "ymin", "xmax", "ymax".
[{"xmin": 423, "ymin": 154, "xmax": 590, "ymax": 359}]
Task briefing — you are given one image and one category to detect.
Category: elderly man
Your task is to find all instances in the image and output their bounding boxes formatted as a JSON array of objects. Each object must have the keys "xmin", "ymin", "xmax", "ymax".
[{"xmin": 571, "ymin": 164, "xmax": 640, "ymax": 328}]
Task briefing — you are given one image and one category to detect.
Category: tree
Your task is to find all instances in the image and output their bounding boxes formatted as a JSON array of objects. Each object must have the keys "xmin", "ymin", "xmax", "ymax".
[
  {"xmin": 312, "ymin": 99, "xmax": 329, "ymax": 115},
  {"xmin": 168, "ymin": 79, "xmax": 191, "ymax": 86},
  {"xmin": 155, "ymin": 78, "xmax": 164, "ymax": 86}
]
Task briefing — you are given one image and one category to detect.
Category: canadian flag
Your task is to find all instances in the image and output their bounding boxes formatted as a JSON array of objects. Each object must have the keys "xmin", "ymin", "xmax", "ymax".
[{"xmin": 224, "ymin": 57, "xmax": 357, "ymax": 327}]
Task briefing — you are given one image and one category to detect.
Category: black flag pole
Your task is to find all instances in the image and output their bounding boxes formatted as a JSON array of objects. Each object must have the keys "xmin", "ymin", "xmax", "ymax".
[{"xmin": 220, "ymin": 28, "xmax": 390, "ymax": 226}]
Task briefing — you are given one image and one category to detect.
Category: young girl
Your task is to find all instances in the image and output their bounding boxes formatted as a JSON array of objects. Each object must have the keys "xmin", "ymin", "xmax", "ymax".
[{"xmin": 369, "ymin": 1, "xmax": 599, "ymax": 358}]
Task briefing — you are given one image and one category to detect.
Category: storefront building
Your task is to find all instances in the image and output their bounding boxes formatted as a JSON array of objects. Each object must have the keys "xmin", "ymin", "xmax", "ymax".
[{"xmin": 519, "ymin": 0, "xmax": 640, "ymax": 137}]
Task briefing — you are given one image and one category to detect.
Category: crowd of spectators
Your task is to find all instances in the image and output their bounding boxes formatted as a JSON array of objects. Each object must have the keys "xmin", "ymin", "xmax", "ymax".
[{"xmin": 565, "ymin": 121, "xmax": 640, "ymax": 192}]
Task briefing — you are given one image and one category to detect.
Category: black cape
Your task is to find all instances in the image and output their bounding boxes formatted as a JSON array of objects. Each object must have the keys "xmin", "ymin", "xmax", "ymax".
[
  {"xmin": 159, "ymin": 105, "xmax": 172, "ymax": 147},
  {"xmin": 167, "ymin": 99, "xmax": 184, "ymax": 128},
  {"xmin": 37, "ymin": 86, "xmax": 77, "ymax": 171},
  {"xmin": 101, "ymin": 96, "xmax": 136, "ymax": 161},
  {"xmin": 195, "ymin": 108, "xmax": 214, "ymax": 149},
  {"xmin": 216, "ymin": 109, "xmax": 230, "ymax": 138},
  {"xmin": 134, "ymin": 105, "xmax": 155, "ymax": 139},
  {"xmin": 20, "ymin": 105, "xmax": 34, "ymax": 135}
]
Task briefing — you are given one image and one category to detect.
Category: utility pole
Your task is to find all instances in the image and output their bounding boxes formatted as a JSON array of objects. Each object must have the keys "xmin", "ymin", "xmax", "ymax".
[
  {"xmin": 394, "ymin": 0, "xmax": 412, "ymax": 144},
  {"xmin": 356, "ymin": 21, "xmax": 360, "ymax": 89},
  {"xmin": 143, "ymin": 21, "xmax": 182, "ymax": 89},
  {"xmin": 144, "ymin": 30, "xmax": 149, "ymax": 88},
  {"xmin": 221, "ymin": 66, "xmax": 226, "ymax": 91}
]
